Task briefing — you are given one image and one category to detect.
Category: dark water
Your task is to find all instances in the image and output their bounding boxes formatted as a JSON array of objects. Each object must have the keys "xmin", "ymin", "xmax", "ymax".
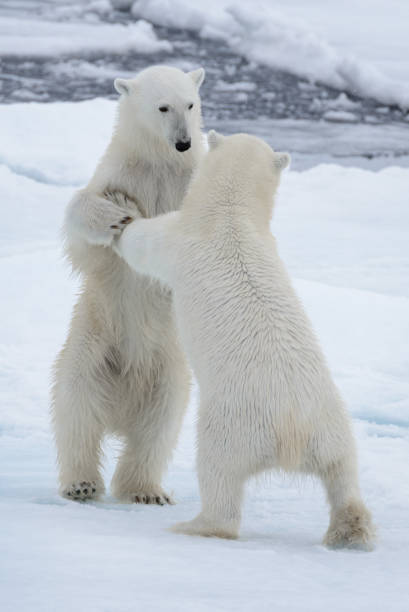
[
  {"xmin": 1, "ymin": 2, "xmax": 409, "ymax": 167},
  {"xmin": 0, "ymin": 6, "xmax": 407, "ymax": 126}
]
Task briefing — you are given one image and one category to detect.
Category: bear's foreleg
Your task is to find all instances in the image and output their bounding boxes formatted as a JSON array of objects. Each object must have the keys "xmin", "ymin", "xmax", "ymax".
[
  {"xmin": 65, "ymin": 190, "xmax": 136, "ymax": 248},
  {"xmin": 114, "ymin": 213, "xmax": 180, "ymax": 285}
]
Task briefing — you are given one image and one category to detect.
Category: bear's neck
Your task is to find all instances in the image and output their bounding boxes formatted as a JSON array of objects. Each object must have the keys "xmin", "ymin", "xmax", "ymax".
[{"xmin": 182, "ymin": 181, "xmax": 274, "ymax": 236}]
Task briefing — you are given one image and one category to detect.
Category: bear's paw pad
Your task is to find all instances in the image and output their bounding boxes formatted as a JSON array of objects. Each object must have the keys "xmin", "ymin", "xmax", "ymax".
[{"xmin": 63, "ymin": 481, "xmax": 98, "ymax": 501}]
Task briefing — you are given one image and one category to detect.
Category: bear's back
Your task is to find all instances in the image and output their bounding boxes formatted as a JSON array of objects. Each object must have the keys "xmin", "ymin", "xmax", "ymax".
[{"xmin": 172, "ymin": 219, "xmax": 326, "ymax": 405}]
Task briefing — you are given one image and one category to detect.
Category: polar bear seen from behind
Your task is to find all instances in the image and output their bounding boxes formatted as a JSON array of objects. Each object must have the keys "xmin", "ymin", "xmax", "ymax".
[
  {"xmin": 114, "ymin": 131, "xmax": 375, "ymax": 549},
  {"xmin": 52, "ymin": 65, "xmax": 205, "ymax": 504}
]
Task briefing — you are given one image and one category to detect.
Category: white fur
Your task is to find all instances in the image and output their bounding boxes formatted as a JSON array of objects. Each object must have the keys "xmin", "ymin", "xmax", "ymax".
[
  {"xmin": 52, "ymin": 65, "xmax": 205, "ymax": 504},
  {"xmin": 114, "ymin": 132, "xmax": 375, "ymax": 548}
]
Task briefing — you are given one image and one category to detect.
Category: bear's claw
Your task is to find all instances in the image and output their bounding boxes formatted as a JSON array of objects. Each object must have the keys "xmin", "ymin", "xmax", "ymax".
[
  {"xmin": 133, "ymin": 493, "xmax": 173, "ymax": 505},
  {"xmin": 110, "ymin": 216, "xmax": 133, "ymax": 231}
]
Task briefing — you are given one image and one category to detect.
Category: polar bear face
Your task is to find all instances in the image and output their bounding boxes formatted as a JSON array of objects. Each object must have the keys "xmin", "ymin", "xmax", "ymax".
[{"xmin": 114, "ymin": 66, "xmax": 205, "ymax": 153}]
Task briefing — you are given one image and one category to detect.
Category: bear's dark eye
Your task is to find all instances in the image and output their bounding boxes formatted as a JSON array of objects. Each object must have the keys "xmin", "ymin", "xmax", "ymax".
[
  {"xmin": 188, "ymin": 103, "xmax": 194, "ymax": 110},
  {"xmin": 159, "ymin": 106, "xmax": 169, "ymax": 112}
]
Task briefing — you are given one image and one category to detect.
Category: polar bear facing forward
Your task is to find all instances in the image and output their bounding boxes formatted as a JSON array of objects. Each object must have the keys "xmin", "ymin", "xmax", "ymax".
[
  {"xmin": 52, "ymin": 66, "xmax": 205, "ymax": 504},
  {"xmin": 114, "ymin": 131, "xmax": 375, "ymax": 549}
]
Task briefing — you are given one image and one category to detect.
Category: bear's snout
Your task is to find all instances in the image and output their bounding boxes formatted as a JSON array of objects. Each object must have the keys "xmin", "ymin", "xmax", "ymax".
[{"xmin": 175, "ymin": 139, "xmax": 191, "ymax": 152}]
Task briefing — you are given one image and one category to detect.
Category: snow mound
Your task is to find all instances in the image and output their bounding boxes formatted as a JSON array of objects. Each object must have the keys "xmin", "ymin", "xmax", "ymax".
[
  {"xmin": 131, "ymin": 0, "xmax": 409, "ymax": 109},
  {"xmin": 0, "ymin": 16, "xmax": 172, "ymax": 57},
  {"xmin": 0, "ymin": 98, "xmax": 408, "ymax": 610}
]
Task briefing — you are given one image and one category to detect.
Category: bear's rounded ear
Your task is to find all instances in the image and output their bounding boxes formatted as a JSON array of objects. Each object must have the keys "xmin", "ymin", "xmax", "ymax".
[
  {"xmin": 188, "ymin": 68, "xmax": 205, "ymax": 89},
  {"xmin": 114, "ymin": 78, "xmax": 130, "ymax": 96},
  {"xmin": 207, "ymin": 130, "xmax": 224, "ymax": 151},
  {"xmin": 273, "ymin": 152, "xmax": 291, "ymax": 171}
]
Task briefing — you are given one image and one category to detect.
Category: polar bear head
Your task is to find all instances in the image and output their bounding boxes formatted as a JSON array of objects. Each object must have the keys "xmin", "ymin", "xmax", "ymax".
[
  {"xmin": 204, "ymin": 131, "xmax": 290, "ymax": 219},
  {"xmin": 207, "ymin": 130, "xmax": 290, "ymax": 176},
  {"xmin": 114, "ymin": 65, "xmax": 205, "ymax": 155}
]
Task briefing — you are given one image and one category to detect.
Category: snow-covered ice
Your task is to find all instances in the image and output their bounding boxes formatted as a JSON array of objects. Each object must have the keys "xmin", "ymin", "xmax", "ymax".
[
  {"xmin": 130, "ymin": 0, "xmax": 409, "ymax": 108},
  {"xmin": 0, "ymin": 15, "xmax": 171, "ymax": 56},
  {"xmin": 0, "ymin": 99, "xmax": 408, "ymax": 611},
  {"xmin": 2, "ymin": 1, "xmax": 409, "ymax": 109}
]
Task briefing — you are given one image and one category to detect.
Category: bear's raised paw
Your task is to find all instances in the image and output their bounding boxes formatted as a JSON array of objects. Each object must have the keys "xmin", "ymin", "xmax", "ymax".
[{"xmin": 110, "ymin": 216, "xmax": 133, "ymax": 232}]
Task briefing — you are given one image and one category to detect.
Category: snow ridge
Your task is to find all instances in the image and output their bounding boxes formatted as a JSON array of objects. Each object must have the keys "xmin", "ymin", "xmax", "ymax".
[
  {"xmin": 131, "ymin": 0, "xmax": 409, "ymax": 109},
  {"xmin": 0, "ymin": 98, "xmax": 408, "ymax": 611}
]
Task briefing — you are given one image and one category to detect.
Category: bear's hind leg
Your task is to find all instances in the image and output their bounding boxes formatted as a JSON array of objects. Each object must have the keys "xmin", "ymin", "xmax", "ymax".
[
  {"xmin": 52, "ymin": 313, "xmax": 113, "ymax": 501},
  {"xmin": 110, "ymin": 436, "xmax": 174, "ymax": 505},
  {"xmin": 171, "ymin": 464, "xmax": 245, "ymax": 539},
  {"xmin": 172, "ymin": 409, "xmax": 247, "ymax": 539},
  {"xmin": 319, "ymin": 454, "xmax": 376, "ymax": 550},
  {"xmin": 111, "ymin": 352, "xmax": 189, "ymax": 504},
  {"xmin": 52, "ymin": 368, "xmax": 105, "ymax": 500}
]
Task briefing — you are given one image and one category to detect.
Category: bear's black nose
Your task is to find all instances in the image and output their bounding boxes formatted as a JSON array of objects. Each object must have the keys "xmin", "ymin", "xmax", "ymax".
[{"xmin": 175, "ymin": 140, "xmax": 191, "ymax": 152}]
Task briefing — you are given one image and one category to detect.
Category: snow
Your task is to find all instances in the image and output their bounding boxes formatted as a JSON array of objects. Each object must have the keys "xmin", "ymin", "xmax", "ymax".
[
  {"xmin": 0, "ymin": 16, "xmax": 171, "ymax": 56},
  {"xmin": 2, "ymin": 1, "xmax": 409, "ymax": 109},
  {"xmin": 0, "ymin": 99, "xmax": 115, "ymax": 187},
  {"xmin": 323, "ymin": 110, "xmax": 359, "ymax": 123},
  {"xmin": 214, "ymin": 80, "xmax": 257, "ymax": 92},
  {"xmin": 130, "ymin": 0, "xmax": 409, "ymax": 109},
  {"xmin": 1, "ymin": 98, "xmax": 409, "ymax": 611},
  {"xmin": 211, "ymin": 117, "xmax": 409, "ymax": 170}
]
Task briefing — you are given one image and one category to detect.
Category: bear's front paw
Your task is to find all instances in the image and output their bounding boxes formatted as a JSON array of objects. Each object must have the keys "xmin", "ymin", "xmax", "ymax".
[
  {"xmin": 84, "ymin": 215, "xmax": 134, "ymax": 247},
  {"xmin": 104, "ymin": 190, "xmax": 141, "ymax": 237},
  {"xmin": 109, "ymin": 215, "xmax": 133, "ymax": 233},
  {"xmin": 61, "ymin": 480, "xmax": 100, "ymax": 502}
]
